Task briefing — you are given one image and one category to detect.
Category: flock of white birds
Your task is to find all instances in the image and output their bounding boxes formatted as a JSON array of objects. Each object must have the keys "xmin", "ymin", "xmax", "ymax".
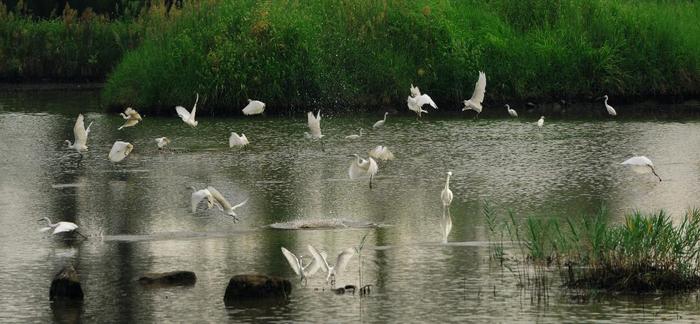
[{"xmin": 49, "ymin": 71, "xmax": 661, "ymax": 287}]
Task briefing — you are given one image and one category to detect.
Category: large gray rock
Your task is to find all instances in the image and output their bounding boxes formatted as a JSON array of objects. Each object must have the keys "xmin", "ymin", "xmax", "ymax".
[
  {"xmin": 223, "ymin": 274, "xmax": 291, "ymax": 303},
  {"xmin": 50, "ymin": 265, "xmax": 84, "ymax": 302},
  {"xmin": 138, "ymin": 271, "xmax": 197, "ymax": 287}
]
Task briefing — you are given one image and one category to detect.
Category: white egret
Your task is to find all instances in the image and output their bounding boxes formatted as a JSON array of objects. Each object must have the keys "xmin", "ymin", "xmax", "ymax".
[
  {"xmin": 155, "ymin": 137, "xmax": 171, "ymax": 149},
  {"xmin": 349, "ymin": 154, "xmax": 378, "ymax": 188},
  {"xmin": 188, "ymin": 186, "xmax": 214, "ymax": 213},
  {"xmin": 175, "ymin": 93, "xmax": 199, "ymax": 127},
  {"xmin": 229, "ymin": 132, "xmax": 249, "ymax": 148},
  {"xmin": 345, "ymin": 128, "xmax": 363, "ymax": 140},
  {"xmin": 373, "ymin": 112, "xmax": 388, "ymax": 129},
  {"xmin": 242, "ymin": 99, "xmax": 265, "ymax": 116},
  {"xmin": 206, "ymin": 186, "xmax": 248, "ymax": 221},
  {"xmin": 305, "ymin": 110, "xmax": 323, "ymax": 139},
  {"xmin": 621, "ymin": 156, "xmax": 662, "ymax": 181},
  {"xmin": 441, "ymin": 171, "xmax": 453, "ymax": 208},
  {"xmin": 108, "ymin": 141, "xmax": 133, "ymax": 162},
  {"xmin": 281, "ymin": 246, "xmax": 324, "ymax": 284},
  {"xmin": 118, "ymin": 107, "xmax": 142, "ymax": 130},
  {"xmin": 308, "ymin": 245, "xmax": 355, "ymax": 285},
  {"xmin": 602, "ymin": 94, "xmax": 617, "ymax": 116},
  {"xmin": 506, "ymin": 104, "xmax": 518, "ymax": 117},
  {"xmin": 537, "ymin": 116, "xmax": 545, "ymax": 128},
  {"xmin": 410, "ymin": 84, "xmax": 421, "ymax": 98},
  {"xmin": 407, "ymin": 94, "xmax": 437, "ymax": 118},
  {"xmin": 368, "ymin": 145, "xmax": 395, "ymax": 161},
  {"xmin": 462, "ymin": 71, "xmax": 486, "ymax": 118},
  {"xmin": 65, "ymin": 114, "xmax": 93, "ymax": 152},
  {"xmin": 38, "ymin": 217, "xmax": 86, "ymax": 238}
]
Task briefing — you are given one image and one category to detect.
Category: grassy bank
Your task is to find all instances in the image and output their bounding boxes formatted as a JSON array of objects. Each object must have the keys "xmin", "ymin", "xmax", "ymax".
[{"xmin": 102, "ymin": 0, "xmax": 700, "ymax": 114}]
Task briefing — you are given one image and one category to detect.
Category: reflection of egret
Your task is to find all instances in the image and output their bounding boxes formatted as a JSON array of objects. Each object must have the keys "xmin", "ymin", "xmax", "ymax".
[
  {"xmin": 506, "ymin": 104, "xmax": 518, "ymax": 117},
  {"xmin": 65, "ymin": 114, "xmax": 93, "ymax": 152},
  {"xmin": 309, "ymin": 245, "xmax": 355, "ymax": 286},
  {"xmin": 462, "ymin": 71, "xmax": 486, "ymax": 119},
  {"xmin": 175, "ymin": 93, "xmax": 199, "ymax": 127},
  {"xmin": 229, "ymin": 132, "xmax": 249, "ymax": 148},
  {"xmin": 441, "ymin": 171, "xmax": 453, "ymax": 208},
  {"xmin": 349, "ymin": 154, "xmax": 378, "ymax": 189},
  {"xmin": 108, "ymin": 141, "xmax": 133, "ymax": 162},
  {"xmin": 118, "ymin": 107, "xmax": 142, "ymax": 130},
  {"xmin": 368, "ymin": 145, "xmax": 394, "ymax": 161},
  {"xmin": 537, "ymin": 116, "xmax": 545, "ymax": 128},
  {"xmin": 621, "ymin": 156, "xmax": 662, "ymax": 181},
  {"xmin": 601, "ymin": 95, "xmax": 617, "ymax": 116},
  {"xmin": 281, "ymin": 246, "xmax": 324, "ymax": 285},
  {"xmin": 39, "ymin": 217, "xmax": 87, "ymax": 238},
  {"xmin": 441, "ymin": 209, "xmax": 452, "ymax": 244},
  {"xmin": 188, "ymin": 186, "xmax": 214, "ymax": 213},
  {"xmin": 155, "ymin": 137, "xmax": 171, "ymax": 149},
  {"xmin": 207, "ymin": 186, "xmax": 248, "ymax": 221},
  {"xmin": 345, "ymin": 128, "xmax": 363, "ymax": 140},
  {"xmin": 242, "ymin": 99, "xmax": 265, "ymax": 115},
  {"xmin": 373, "ymin": 112, "xmax": 388, "ymax": 129}
]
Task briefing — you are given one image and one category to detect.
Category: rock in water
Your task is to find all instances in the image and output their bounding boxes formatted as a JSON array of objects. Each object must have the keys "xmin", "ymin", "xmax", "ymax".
[
  {"xmin": 138, "ymin": 271, "xmax": 197, "ymax": 286},
  {"xmin": 50, "ymin": 265, "xmax": 84, "ymax": 301},
  {"xmin": 223, "ymin": 274, "xmax": 291, "ymax": 303}
]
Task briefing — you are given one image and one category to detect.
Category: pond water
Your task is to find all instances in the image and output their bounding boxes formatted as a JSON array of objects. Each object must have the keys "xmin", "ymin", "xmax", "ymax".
[{"xmin": 1, "ymin": 90, "xmax": 700, "ymax": 323}]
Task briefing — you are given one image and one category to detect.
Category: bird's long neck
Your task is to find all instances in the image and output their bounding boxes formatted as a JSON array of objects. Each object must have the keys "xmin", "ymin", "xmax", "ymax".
[
  {"xmin": 383, "ymin": 113, "xmax": 387, "ymax": 122},
  {"xmin": 604, "ymin": 97, "xmax": 609, "ymax": 105},
  {"xmin": 359, "ymin": 129, "xmax": 363, "ymax": 136},
  {"xmin": 445, "ymin": 174, "xmax": 451, "ymax": 190},
  {"xmin": 43, "ymin": 217, "xmax": 55, "ymax": 227},
  {"xmin": 65, "ymin": 140, "xmax": 72, "ymax": 147}
]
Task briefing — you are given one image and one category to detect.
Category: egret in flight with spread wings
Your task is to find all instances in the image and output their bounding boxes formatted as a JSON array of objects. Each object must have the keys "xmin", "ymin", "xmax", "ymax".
[
  {"xmin": 621, "ymin": 156, "xmax": 662, "ymax": 181},
  {"xmin": 108, "ymin": 141, "xmax": 133, "ymax": 162},
  {"xmin": 506, "ymin": 104, "xmax": 518, "ymax": 117},
  {"xmin": 118, "ymin": 107, "xmax": 142, "ymax": 130},
  {"xmin": 39, "ymin": 217, "xmax": 86, "ymax": 238},
  {"xmin": 537, "ymin": 116, "xmax": 545, "ymax": 128},
  {"xmin": 176, "ymin": 93, "xmax": 199, "ymax": 127},
  {"xmin": 602, "ymin": 94, "xmax": 617, "ymax": 116},
  {"xmin": 373, "ymin": 112, "xmax": 388, "ymax": 129},
  {"xmin": 305, "ymin": 110, "xmax": 323, "ymax": 139},
  {"xmin": 242, "ymin": 99, "xmax": 265, "ymax": 116},
  {"xmin": 155, "ymin": 137, "xmax": 171, "ymax": 149},
  {"xmin": 281, "ymin": 246, "xmax": 324, "ymax": 285},
  {"xmin": 441, "ymin": 171, "xmax": 453, "ymax": 208},
  {"xmin": 462, "ymin": 71, "xmax": 486, "ymax": 119},
  {"xmin": 229, "ymin": 132, "xmax": 249, "ymax": 148},
  {"xmin": 345, "ymin": 128, "xmax": 363, "ymax": 140},
  {"xmin": 308, "ymin": 245, "xmax": 355, "ymax": 285},
  {"xmin": 206, "ymin": 186, "xmax": 248, "ymax": 221},
  {"xmin": 188, "ymin": 186, "xmax": 215, "ymax": 213},
  {"xmin": 65, "ymin": 114, "xmax": 93, "ymax": 152},
  {"xmin": 349, "ymin": 154, "xmax": 378, "ymax": 188},
  {"xmin": 368, "ymin": 145, "xmax": 395, "ymax": 161}
]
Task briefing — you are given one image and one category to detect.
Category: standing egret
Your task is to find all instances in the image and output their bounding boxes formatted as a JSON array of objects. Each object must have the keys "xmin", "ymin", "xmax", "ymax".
[
  {"xmin": 305, "ymin": 110, "xmax": 323, "ymax": 139},
  {"xmin": 345, "ymin": 128, "xmax": 363, "ymax": 140},
  {"xmin": 175, "ymin": 93, "xmax": 199, "ymax": 127},
  {"xmin": 65, "ymin": 114, "xmax": 93, "ymax": 152},
  {"xmin": 441, "ymin": 171, "xmax": 453, "ymax": 208},
  {"xmin": 537, "ymin": 116, "xmax": 545, "ymax": 128},
  {"xmin": 373, "ymin": 112, "xmax": 388, "ymax": 129},
  {"xmin": 108, "ymin": 141, "xmax": 133, "ymax": 162},
  {"xmin": 188, "ymin": 186, "xmax": 215, "ymax": 213},
  {"xmin": 621, "ymin": 156, "xmax": 662, "ymax": 181},
  {"xmin": 281, "ymin": 246, "xmax": 324, "ymax": 285},
  {"xmin": 462, "ymin": 71, "xmax": 486, "ymax": 118},
  {"xmin": 155, "ymin": 137, "xmax": 171, "ymax": 149},
  {"xmin": 349, "ymin": 154, "xmax": 379, "ymax": 188},
  {"xmin": 308, "ymin": 245, "xmax": 355, "ymax": 286},
  {"xmin": 602, "ymin": 95, "xmax": 617, "ymax": 116},
  {"xmin": 368, "ymin": 145, "xmax": 395, "ymax": 161},
  {"xmin": 229, "ymin": 132, "xmax": 250, "ymax": 148},
  {"xmin": 118, "ymin": 107, "xmax": 142, "ymax": 130},
  {"xmin": 506, "ymin": 104, "xmax": 518, "ymax": 117},
  {"xmin": 410, "ymin": 84, "xmax": 421, "ymax": 98},
  {"xmin": 242, "ymin": 99, "xmax": 265, "ymax": 116},
  {"xmin": 206, "ymin": 186, "xmax": 248, "ymax": 221},
  {"xmin": 38, "ymin": 217, "xmax": 86, "ymax": 238}
]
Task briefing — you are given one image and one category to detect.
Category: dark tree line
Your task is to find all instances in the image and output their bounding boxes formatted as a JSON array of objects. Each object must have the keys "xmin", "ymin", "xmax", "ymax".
[{"xmin": 5, "ymin": 0, "xmax": 183, "ymax": 18}]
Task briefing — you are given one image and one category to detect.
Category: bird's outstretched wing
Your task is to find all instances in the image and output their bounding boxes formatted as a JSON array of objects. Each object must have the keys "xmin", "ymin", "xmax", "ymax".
[
  {"xmin": 54, "ymin": 222, "xmax": 78, "ymax": 234},
  {"xmin": 417, "ymin": 94, "xmax": 437, "ymax": 109},
  {"xmin": 335, "ymin": 248, "xmax": 356, "ymax": 273},
  {"xmin": 118, "ymin": 118, "xmax": 139, "ymax": 130},
  {"xmin": 410, "ymin": 84, "xmax": 421, "ymax": 97},
  {"xmin": 367, "ymin": 157, "xmax": 379, "ymax": 176},
  {"xmin": 206, "ymin": 186, "xmax": 233, "ymax": 211},
  {"xmin": 191, "ymin": 189, "xmax": 213, "ymax": 213},
  {"xmin": 348, "ymin": 158, "xmax": 365, "ymax": 179},
  {"xmin": 307, "ymin": 111, "xmax": 322, "ymax": 138},
  {"xmin": 307, "ymin": 245, "xmax": 327, "ymax": 275},
  {"xmin": 469, "ymin": 71, "xmax": 486, "ymax": 104},
  {"xmin": 73, "ymin": 114, "xmax": 88, "ymax": 147},
  {"xmin": 229, "ymin": 132, "xmax": 242, "ymax": 147},
  {"xmin": 175, "ymin": 106, "xmax": 191, "ymax": 120},
  {"xmin": 190, "ymin": 93, "xmax": 198, "ymax": 120},
  {"xmin": 281, "ymin": 247, "xmax": 301, "ymax": 275},
  {"xmin": 231, "ymin": 198, "xmax": 248, "ymax": 211}
]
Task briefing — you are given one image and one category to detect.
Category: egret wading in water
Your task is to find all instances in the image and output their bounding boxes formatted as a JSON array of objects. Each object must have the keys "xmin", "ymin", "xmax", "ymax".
[
  {"xmin": 38, "ymin": 217, "xmax": 87, "ymax": 238},
  {"xmin": 242, "ymin": 99, "xmax": 265, "ymax": 116},
  {"xmin": 65, "ymin": 114, "xmax": 93, "ymax": 152},
  {"xmin": 601, "ymin": 94, "xmax": 617, "ymax": 116},
  {"xmin": 206, "ymin": 186, "xmax": 248, "ymax": 221},
  {"xmin": 373, "ymin": 112, "xmax": 388, "ymax": 129},
  {"xmin": 308, "ymin": 245, "xmax": 356, "ymax": 287},
  {"xmin": 281, "ymin": 246, "xmax": 324, "ymax": 285},
  {"xmin": 176, "ymin": 93, "xmax": 199, "ymax": 127},
  {"xmin": 506, "ymin": 104, "xmax": 518, "ymax": 117},
  {"xmin": 155, "ymin": 137, "xmax": 170, "ymax": 150},
  {"xmin": 345, "ymin": 128, "xmax": 363, "ymax": 140},
  {"xmin": 537, "ymin": 116, "xmax": 545, "ymax": 128},
  {"xmin": 462, "ymin": 71, "xmax": 486, "ymax": 119},
  {"xmin": 108, "ymin": 141, "xmax": 133, "ymax": 162},
  {"xmin": 118, "ymin": 107, "xmax": 142, "ymax": 130},
  {"xmin": 349, "ymin": 154, "xmax": 378, "ymax": 188},
  {"xmin": 368, "ymin": 145, "xmax": 395, "ymax": 161},
  {"xmin": 441, "ymin": 171, "xmax": 453, "ymax": 208},
  {"xmin": 621, "ymin": 156, "xmax": 662, "ymax": 181},
  {"xmin": 229, "ymin": 132, "xmax": 249, "ymax": 148},
  {"xmin": 188, "ymin": 186, "xmax": 214, "ymax": 213}
]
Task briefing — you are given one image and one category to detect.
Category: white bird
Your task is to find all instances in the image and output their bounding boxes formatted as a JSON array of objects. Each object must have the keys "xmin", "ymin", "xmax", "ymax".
[
  {"xmin": 118, "ymin": 107, "xmax": 142, "ymax": 130},
  {"xmin": 108, "ymin": 141, "xmax": 133, "ymax": 162},
  {"xmin": 407, "ymin": 94, "xmax": 437, "ymax": 118},
  {"xmin": 229, "ymin": 132, "xmax": 250, "ymax": 148},
  {"xmin": 373, "ymin": 112, "xmax": 388, "ymax": 128},
  {"xmin": 441, "ymin": 171, "xmax": 453, "ymax": 208},
  {"xmin": 281, "ymin": 246, "xmax": 324, "ymax": 284},
  {"xmin": 206, "ymin": 186, "xmax": 248, "ymax": 221},
  {"xmin": 462, "ymin": 71, "xmax": 486, "ymax": 118},
  {"xmin": 349, "ymin": 154, "xmax": 379, "ymax": 188},
  {"xmin": 621, "ymin": 156, "xmax": 662, "ymax": 181},
  {"xmin": 38, "ymin": 217, "xmax": 85, "ymax": 238},
  {"xmin": 155, "ymin": 137, "xmax": 171, "ymax": 149},
  {"xmin": 368, "ymin": 145, "xmax": 395, "ymax": 161},
  {"xmin": 308, "ymin": 245, "xmax": 355, "ymax": 284},
  {"xmin": 602, "ymin": 94, "xmax": 617, "ymax": 116},
  {"xmin": 305, "ymin": 110, "xmax": 323, "ymax": 139},
  {"xmin": 441, "ymin": 210, "xmax": 452, "ymax": 244},
  {"xmin": 65, "ymin": 114, "xmax": 93, "ymax": 152},
  {"xmin": 410, "ymin": 84, "xmax": 421, "ymax": 98},
  {"xmin": 175, "ymin": 93, "xmax": 199, "ymax": 127},
  {"xmin": 537, "ymin": 116, "xmax": 545, "ymax": 128},
  {"xmin": 345, "ymin": 128, "xmax": 363, "ymax": 140},
  {"xmin": 506, "ymin": 104, "xmax": 518, "ymax": 117},
  {"xmin": 188, "ymin": 186, "xmax": 215, "ymax": 213},
  {"xmin": 242, "ymin": 99, "xmax": 265, "ymax": 116}
]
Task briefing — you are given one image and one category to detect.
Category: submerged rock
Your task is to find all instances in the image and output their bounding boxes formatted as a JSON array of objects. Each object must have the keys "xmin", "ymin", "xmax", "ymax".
[
  {"xmin": 223, "ymin": 274, "xmax": 291, "ymax": 303},
  {"xmin": 50, "ymin": 265, "xmax": 84, "ymax": 302},
  {"xmin": 138, "ymin": 271, "xmax": 197, "ymax": 286}
]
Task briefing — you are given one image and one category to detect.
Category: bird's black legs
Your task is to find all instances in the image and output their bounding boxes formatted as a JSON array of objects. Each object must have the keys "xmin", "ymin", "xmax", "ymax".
[{"xmin": 650, "ymin": 166, "xmax": 662, "ymax": 182}]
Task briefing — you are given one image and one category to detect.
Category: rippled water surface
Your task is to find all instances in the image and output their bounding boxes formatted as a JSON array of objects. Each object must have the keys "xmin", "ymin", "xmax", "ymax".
[{"xmin": 1, "ymin": 91, "xmax": 700, "ymax": 323}]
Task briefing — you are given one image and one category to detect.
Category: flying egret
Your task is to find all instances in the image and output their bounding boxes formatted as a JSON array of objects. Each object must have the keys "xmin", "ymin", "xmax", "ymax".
[
  {"xmin": 621, "ymin": 156, "xmax": 662, "ymax": 181},
  {"xmin": 155, "ymin": 137, "xmax": 171, "ymax": 149},
  {"xmin": 108, "ymin": 141, "xmax": 133, "ymax": 162},
  {"xmin": 537, "ymin": 116, "xmax": 545, "ymax": 128},
  {"xmin": 368, "ymin": 145, "xmax": 395, "ymax": 161},
  {"xmin": 373, "ymin": 112, "xmax": 388, "ymax": 129},
  {"xmin": 407, "ymin": 95, "xmax": 437, "ymax": 118},
  {"xmin": 65, "ymin": 114, "xmax": 93, "ymax": 152},
  {"xmin": 206, "ymin": 186, "xmax": 248, "ymax": 221},
  {"xmin": 305, "ymin": 110, "xmax": 323, "ymax": 139},
  {"xmin": 441, "ymin": 171, "xmax": 453, "ymax": 208},
  {"xmin": 345, "ymin": 128, "xmax": 363, "ymax": 140},
  {"xmin": 602, "ymin": 94, "xmax": 617, "ymax": 116},
  {"xmin": 175, "ymin": 93, "xmax": 199, "ymax": 127},
  {"xmin": 118, "ymin": 107, "xmax": 142, "ymax": 130},
  {"xmin": 410, "ymin": 84, "xmax": 421, "ymax": 98},
  {"xmin": 38, "ymin": 217, "xmax": 86, "ymax": 238},
  {"xmin": 281, "ymin": 246, "xmax": 324, "ymax": 285},
  {"xmin": 462, "ymin": 71, "xmax": 486, "ymax": 119},
  {"xmin": 349, "ymin": 154, "xmax": 378, "ymax": 188},
  {"xmin": 242, "ymin": 99, "xmax": 265, "ymax": 116},
  {"xmin": 229, "ymin": 132, "xmax": 250, "ymax": 148},
  {"xmin": 188, "ymin": 186, "xmax": 215, "ymax": 213},
  {"xmin": 506, "ymin": 104, "xmax": 518, "ymax": 117},
  {"xmin": 308, "ymin": 245, "xmax": 355, "ymax": 285}
]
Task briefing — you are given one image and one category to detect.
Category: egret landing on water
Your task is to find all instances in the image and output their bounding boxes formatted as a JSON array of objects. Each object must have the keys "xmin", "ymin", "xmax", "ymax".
[
  {"xmin": 621, "ymin": 156, "xmax": 662, "ymax": 181},
  {"xmin": 118, "ymin": 107, "xmax": 142, "ymax": 130},
  {"xmin": 373, "ymin": 112, "xmax": 388, "ymax": 129},
  {"xmin": 368, "ymin": 145, "xmax": 395, "ymax": 161},
  {"xmin": 155, "ymin": 137, "xmax": 171, "ymax": 149},
  {"xmin": 537, "ymin": 116, "xmax": 545, "ymax": 128},
  {"xmin": 242, "ymin": 99, "xmax": 265, "ymax": 116},
  {"xmin": 349, "ymin": 154, "xmax": 378, "ymax": 189},
  {"xmin": 188, "ymin": 186, "xmax": 214, "ymax": 213},
  {"xmin": 229, "ymin": 132, "xmax": 249, "ymax": 148},
  {"xmin": 207, "ymin": 186, "xmax": 248, "ymax": 221},
  {"xmin": 38, "ymin": 217, "xmax": 87, "ymax": 238},
  {"xmin": 345, "ymin": 128, "xmax": 363, "ymax": 140},
  {"xmin": 407, "ymin": 95, "xmax": 437, "ymax": 118},
  {"xmin": 176, "ymin": 93, "xmax": 199, "ymax": 127},
  {"xmin": 462, "ymin": 71, "xmax": 486, "ymax": 119},
  {"xmin": 308, "ymin": 245, "xmax": 355, "ymax": 287},
  {"xmin": 505, "ymin": 104, "xmax": 518, "ymax": 117},
  {"xmin": 281, "ymin": 246, "xmax": 324, "ymax": 285},
  {"xmin": 65, "ymin": 114, "xmax": 93, "ymax": 152},
  {"xmin": 601, "ymin": 94, "xmax": 617, "ymax": 116},
  {"xmin": 108, "ymin": 141, "xmax": 133, "ymax": 162}
]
